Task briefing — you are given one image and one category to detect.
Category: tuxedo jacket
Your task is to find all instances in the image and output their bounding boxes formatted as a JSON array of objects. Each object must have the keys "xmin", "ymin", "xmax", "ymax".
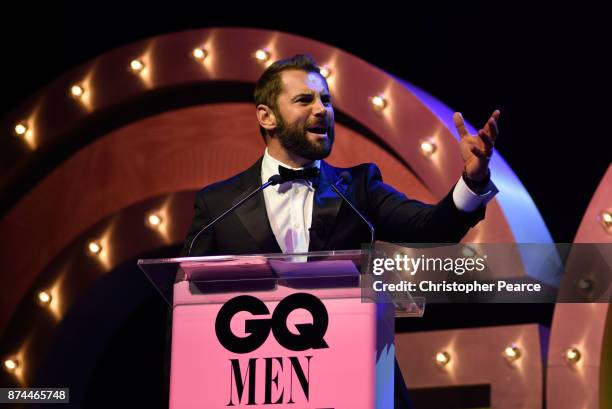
[{"xmin": 181, "ymin": 157, "xmax": 485, "ymax": 256}]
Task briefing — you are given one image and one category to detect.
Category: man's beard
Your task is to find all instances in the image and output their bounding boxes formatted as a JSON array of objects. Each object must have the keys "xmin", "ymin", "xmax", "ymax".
[{"xmin": 275, "ymin": 113, "xmax": 334, "ymax": 161}]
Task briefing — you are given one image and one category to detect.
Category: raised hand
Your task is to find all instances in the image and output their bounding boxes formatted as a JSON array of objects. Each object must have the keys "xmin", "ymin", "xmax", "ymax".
[{"xmin": 454, "ymin": 110, "xmax": 500, "ymax": 182}]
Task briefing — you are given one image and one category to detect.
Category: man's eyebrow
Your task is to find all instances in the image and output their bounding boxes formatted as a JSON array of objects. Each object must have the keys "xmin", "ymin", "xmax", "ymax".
[
  {"xmin": 291, "ymin": 92, "xmax": 315, "ymax": 100},
  {"xmin": 291, "ymin": 91, "xmax": 331, "ymax": 100}
]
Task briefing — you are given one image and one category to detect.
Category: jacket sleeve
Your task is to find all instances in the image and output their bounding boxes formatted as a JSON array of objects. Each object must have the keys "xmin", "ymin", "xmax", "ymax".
[
  {"xmin": 364, "ymin": 164, "xmax": 485, "ymax": 243},
  {"xmin": 180, "ymin": 191, "xmax": 216, "ymax": 257}
]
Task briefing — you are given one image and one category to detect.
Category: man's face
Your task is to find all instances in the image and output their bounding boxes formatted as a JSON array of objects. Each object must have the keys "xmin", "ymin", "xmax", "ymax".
[{"xmin": 273, "ymin": 70, "xmax": 335, "ymax": 160}]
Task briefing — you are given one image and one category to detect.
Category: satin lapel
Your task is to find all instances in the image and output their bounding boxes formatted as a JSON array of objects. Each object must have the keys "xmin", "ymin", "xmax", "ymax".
[
  {"xmin": 309, "ymin": 161, "xmax": 343, "ymax": 252},
  {"xmin": 234, "ymin": 158, "xmax": 282, "ymax": 254}
]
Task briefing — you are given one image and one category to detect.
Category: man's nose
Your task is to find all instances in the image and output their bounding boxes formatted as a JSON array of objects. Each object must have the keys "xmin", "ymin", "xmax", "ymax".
[{"xmin": 312, "ymin": 97, "xmax": 326, "ymax": 116}]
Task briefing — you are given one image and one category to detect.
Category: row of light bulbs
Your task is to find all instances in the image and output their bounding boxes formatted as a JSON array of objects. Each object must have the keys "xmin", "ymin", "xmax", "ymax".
[
  {"xmin": 433, "ymin": 345, "xmax": 582, "ymax": 368},
  {"xmin": 14, "ymin": 48, "xmax": 330, "ymax": 121},
  {"xmin": 20, "ymin": 212, "xmax": 159, "ymax": 333},
  {"xmin": 2, "ymin": 210, "xmax": 166, "ymax": 378},
  {"xmin": 12, "ymin": 47, "xmax": 403, "ymax": 148},
  {"xmin": 19, "ymin": 45, "xmax": 547, "ymax": 169},
  {"xmin": 87, "ymin": 212, "xmax": 164, "ymax": 256},
  {"xmin": 2, "ymin": 346, "xmax": 583, "ymax": 375}
]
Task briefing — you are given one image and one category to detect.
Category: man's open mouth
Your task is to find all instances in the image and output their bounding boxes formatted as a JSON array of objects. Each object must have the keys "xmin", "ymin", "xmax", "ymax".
[{"xmin": 307, "ymin": 127, "xmax": 328, "ymax": 135}]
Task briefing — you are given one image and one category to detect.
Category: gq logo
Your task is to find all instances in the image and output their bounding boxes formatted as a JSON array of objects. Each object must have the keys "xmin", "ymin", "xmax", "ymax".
[{"xmin": 215, "ymin": 293, "xmax": 329, "ymax": 353}]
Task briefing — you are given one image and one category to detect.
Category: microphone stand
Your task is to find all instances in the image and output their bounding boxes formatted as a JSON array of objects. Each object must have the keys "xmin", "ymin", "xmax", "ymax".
[{"xmin": 187, "ymin": 175, "xmax": 282, "ymax": 256}]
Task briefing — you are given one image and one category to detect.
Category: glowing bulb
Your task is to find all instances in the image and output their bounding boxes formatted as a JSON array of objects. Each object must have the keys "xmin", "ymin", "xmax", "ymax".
[
  {"xmin": 14, "ymin": 123, "xmax": 27, "ymax": 136},
  {"xmin": 577, "ymin": 277, "xmax": 594, "ymax": 293},
  {"xmin": 435, "ymin": 351, "xmax": 451, "ymax": 367},
  {"xmin": 370, "ymin": 95, "xmax": 387, "ymax": 111},
  {"xmin": 565, "ymin": 347, "xmax": 581, "ymax": 364},
  {"xmin": 192, "ymin": 47, "xmax": 208, "ymax": 61},
  {"xmin": 4, "ymin": 358, "xmax": 18, "ymax": 372},
  {"xmin": 129, "ymin": 59, "xmax": 145, "ymax": 72},
  {"xmin": 254, "ymin": 49, "xmax": 270, "ymax": 62},
  {"xmin": 70, "ymin": 84, "xmax": 84, "ymax": 98},
  {"xmin": 146, "ymin": 213, "xmax": 163, "ymax": 228},
  {"xmin": 148, "ymin": 214, "xmax": 162, "ymax": 226},
  {"xmin": 602, "ymin": 211, "xmax": 612, "ymax": 229},
  {"xmin": 420, "ymin": 140, "xmax": 437, "ymax": 156},
  {"xmin": 88, "ymin": 241, "xmax": 102, "ymax": 255},
  {"xmin": 319, "ymin": 65, "xmax": 332, "ymax": 79},
  {"xmin": 38, "ymin": 291, "xmax": 52, "ymax": 304},
  {"xmin": 503, "ymin": 344, "xmax": 521, "ymax": 363}
]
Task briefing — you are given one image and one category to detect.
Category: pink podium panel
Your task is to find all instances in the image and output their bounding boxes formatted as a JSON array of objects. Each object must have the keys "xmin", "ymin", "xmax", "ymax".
[{"xmin": 139, "ymin": 251, "xmax": 396, "ymax": 409}]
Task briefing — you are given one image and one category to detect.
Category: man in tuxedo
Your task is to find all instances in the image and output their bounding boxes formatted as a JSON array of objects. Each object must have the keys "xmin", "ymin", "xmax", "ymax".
[
  {"xmin": 179, "ymin": 54, "xmax": 499, "ymax": 408},
  {"xmin": 181, "ymin": 54, "xmax": 498, "ymax": 257}
]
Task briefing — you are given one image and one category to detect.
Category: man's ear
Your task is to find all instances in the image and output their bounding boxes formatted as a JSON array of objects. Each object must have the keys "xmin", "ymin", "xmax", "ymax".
[{"xmin": 256, "ymin": 104, "xmax": 277, "ymax": 134}]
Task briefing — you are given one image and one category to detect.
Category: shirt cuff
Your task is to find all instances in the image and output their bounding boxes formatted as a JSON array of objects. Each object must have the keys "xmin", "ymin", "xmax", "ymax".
[{"xmin": 452, "ymin": 176, "xmax": 499, "ymax": 212}]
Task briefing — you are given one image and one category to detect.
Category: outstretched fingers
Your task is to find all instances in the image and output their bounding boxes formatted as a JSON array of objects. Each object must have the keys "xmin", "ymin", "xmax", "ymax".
[
  {"xmin": 453, "ymin": 112, "xmax": 469, "ymax": 138},
  {"xmin": 484, "ymin": 110, "xmax": 500, "ymax": 143}
]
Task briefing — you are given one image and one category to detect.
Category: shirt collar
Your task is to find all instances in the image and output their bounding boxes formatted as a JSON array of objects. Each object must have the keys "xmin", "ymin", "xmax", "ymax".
[{"xmin": 262, "ymin": 148, "xmax": 320, "ymax": 192}]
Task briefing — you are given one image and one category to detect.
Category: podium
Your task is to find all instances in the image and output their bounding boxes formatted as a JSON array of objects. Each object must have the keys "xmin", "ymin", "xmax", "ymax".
[{"xmin": 138, "ymin": 249, "xmax": 423, "ymax": 409}]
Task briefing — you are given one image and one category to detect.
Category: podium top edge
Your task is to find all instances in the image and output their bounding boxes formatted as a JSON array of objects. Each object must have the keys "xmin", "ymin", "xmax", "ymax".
[{"xmin": 137, "ymin": 249, "xmax": 368, "ymax": 265}]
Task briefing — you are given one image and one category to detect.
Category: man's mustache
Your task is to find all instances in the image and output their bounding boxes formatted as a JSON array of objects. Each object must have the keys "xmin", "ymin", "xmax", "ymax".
[{"xmin": 305, "ymin": 120, "xmax": 332, "ymax": 130}]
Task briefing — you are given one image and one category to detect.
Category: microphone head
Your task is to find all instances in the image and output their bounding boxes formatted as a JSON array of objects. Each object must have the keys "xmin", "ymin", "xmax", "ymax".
[{"xmin": 268, "ymin": 174, "xmax": 283, "ymax": 185}]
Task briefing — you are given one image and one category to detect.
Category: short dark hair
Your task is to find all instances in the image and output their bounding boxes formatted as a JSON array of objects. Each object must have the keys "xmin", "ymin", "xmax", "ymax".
[{"xmin": 254, "ymin": 54, "xmax": 323, "ymax": 139}]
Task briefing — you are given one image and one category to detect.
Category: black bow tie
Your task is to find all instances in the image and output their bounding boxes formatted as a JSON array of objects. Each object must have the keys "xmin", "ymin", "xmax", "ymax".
[{"xmin": 278, "ymin": 166, "xmax": 320, "ymax": 183}]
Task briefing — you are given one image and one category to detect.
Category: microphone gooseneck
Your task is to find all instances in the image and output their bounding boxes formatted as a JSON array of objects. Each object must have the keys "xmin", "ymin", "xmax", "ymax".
[
  {"xmin": 330, "ymin": 172, "xmax": 375, "ymax": 247},
  {"xmin": 186, "ymin": 174, "xmax": 281, "ymax": 256},
  {"xmin": 329, "ymin": 171, "xmax": 377, "ymax": 276}
]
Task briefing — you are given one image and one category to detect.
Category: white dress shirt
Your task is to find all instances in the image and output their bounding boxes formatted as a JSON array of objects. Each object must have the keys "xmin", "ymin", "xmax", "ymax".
[
  {"xmin": 261, "ymin": 149, "xmax": 497, "ymax": 253},
  {"xmin": 261, "ymin": 149, "xmax": 320, "ymax": 253}
]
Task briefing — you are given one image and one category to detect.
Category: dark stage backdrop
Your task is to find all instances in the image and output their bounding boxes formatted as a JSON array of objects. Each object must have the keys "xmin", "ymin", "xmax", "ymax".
[{"xmin": 2, "ymin": 1, "xmax": 609, "ymax": 241}]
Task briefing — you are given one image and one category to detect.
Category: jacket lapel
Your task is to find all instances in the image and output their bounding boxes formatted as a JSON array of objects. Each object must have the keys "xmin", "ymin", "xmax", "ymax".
[
  {"xmin": 309, "ymin": 161, "xmax": 344, "ymax": 252},
  {"xmin": 234, "ymin": 158, "xmax": 282, "ymax": 254}
]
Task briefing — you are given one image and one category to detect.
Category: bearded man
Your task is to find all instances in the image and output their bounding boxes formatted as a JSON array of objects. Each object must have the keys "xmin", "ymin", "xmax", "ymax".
[
  {"xmin": 180, "ymin": 54, "xmax": 499, "ymax": 408},
  {"xmin": 181, "ymin": 54, "xmax": 498, "ymax": 257}
]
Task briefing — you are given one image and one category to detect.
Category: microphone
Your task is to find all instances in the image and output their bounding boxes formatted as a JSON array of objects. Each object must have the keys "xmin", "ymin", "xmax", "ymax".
[
  {"xmin": 329, "ymin": 171, "xmax": 375, "ymax": 247},
  {"xmin": 186, "ymin": 174, "xmax": 282, "ymax": 256},
  {"xmin": 329, "ymin": 171, "xmax": 377, "ymax": 277}
]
